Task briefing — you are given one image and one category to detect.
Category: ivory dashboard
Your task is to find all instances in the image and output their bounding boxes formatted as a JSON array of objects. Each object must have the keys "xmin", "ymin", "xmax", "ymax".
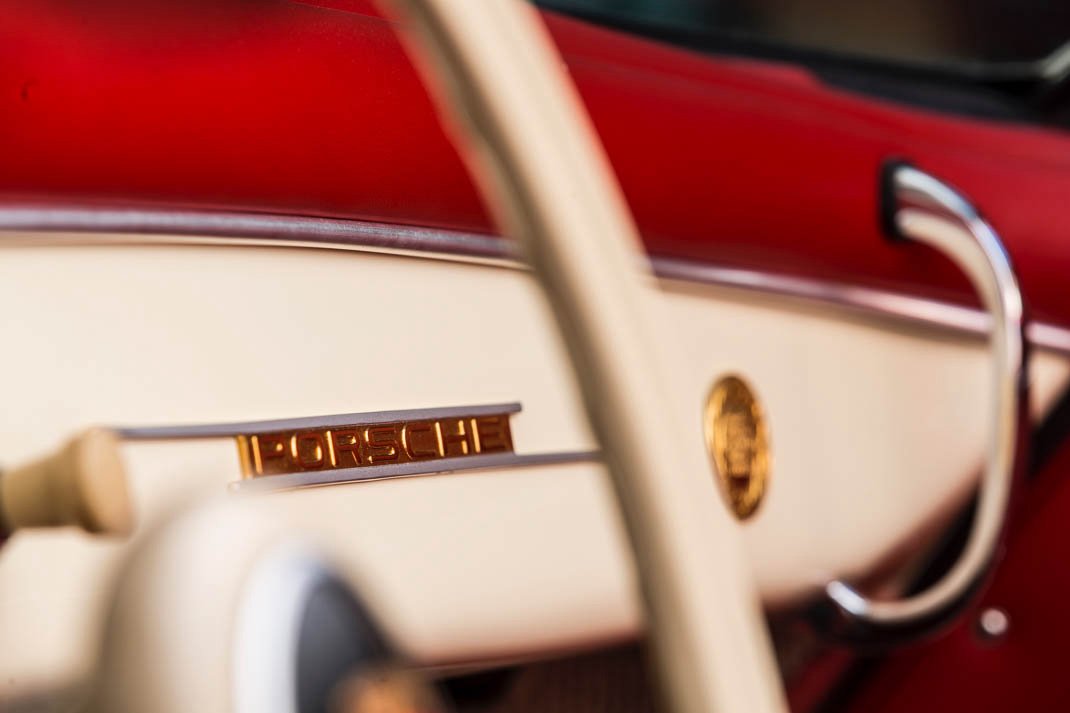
[{"xmin": 0, "ymin": 233, "xmax": 1066, "ymax": 695}]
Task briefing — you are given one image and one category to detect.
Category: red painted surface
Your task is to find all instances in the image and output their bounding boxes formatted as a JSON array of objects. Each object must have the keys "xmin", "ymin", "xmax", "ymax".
[
  {"xmin": 3, "ymin": 1, "xmax": 1070, "ymax": 324},
  {"xmin": 836, "ymin": 434, "xmax": 1070, "ymax": 713}
]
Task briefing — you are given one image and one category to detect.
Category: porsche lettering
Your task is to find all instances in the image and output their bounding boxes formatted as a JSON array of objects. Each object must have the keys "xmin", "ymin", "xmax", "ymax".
[{"xmin": 236, "ymin": 414, "xmax": 515, "ymax": 478}]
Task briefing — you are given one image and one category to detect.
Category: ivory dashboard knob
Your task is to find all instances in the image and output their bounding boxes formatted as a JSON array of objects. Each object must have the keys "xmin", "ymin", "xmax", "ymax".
[{"xmin": 0, "ymin": 428, "xmax": 133, "ymax": 536}]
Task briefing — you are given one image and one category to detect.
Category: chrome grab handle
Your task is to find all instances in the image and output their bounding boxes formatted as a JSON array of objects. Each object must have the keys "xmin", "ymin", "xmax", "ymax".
[{"xmin": 820, "ymin": 164, "xmax": 1028, "ymax": 643}]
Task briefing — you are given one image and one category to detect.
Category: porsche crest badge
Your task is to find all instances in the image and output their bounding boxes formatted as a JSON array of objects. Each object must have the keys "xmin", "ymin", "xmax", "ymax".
[{"xmin": 704, "ymin": 375, "xmax": 770, "ymax": 520}]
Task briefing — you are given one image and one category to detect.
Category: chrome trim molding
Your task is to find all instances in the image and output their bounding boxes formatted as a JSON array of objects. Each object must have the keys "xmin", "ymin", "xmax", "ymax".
[
  {"xmin": 117, "ymin": 402, "xmax": 598, "ymax": 490},
  {"xmin": 0, "ymin": 205, "xmax": 512, "ymax": 261},
  {"xmin": 819, "ymin": 164, "xmax": 1027, "ymax": 644},
  {"xmin": 1029, "ymin": 322, "xmax": 1070, "ymax": 355},
  {"xmin": 654, "ymin": 259, "xmax": 1070, "ymax": 356},
  {"xmin": 2, "ymin": 204, "xmax": 1069, "ymax": 356},
  {"xmin": 232, "ymin": 450, "xmax": 600, "ymax": 492},
  {"xmin": 117, "ymin": 402, "xmax": 522, "ymax": 440}
]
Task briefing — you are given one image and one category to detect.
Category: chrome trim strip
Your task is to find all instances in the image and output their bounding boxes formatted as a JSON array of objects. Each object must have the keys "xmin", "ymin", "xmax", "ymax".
[
  {"xmin": 116, "ymin": 402, "xmax": 522, "ymax": 440},
  {"xmin": 2, "ymin": 204, "xmax": 1069, "ymax": 356},
  {"xmin": 0, "ymin": 205, "xmax": 512, "ymax": 260},
  {"xmin": 231, "ymin": 450, "xmax": 600, "ymax": 492},
  {"xmin": 1027, "ymin": 321, "xmax": 1070, "ymax": 355},
  {"xmin": 117, "ymin": 401, "xmax": 598, "ymax": 489},
  {"xmin": 820, "ymin": 164, "xmax": 1027, "ymax": 644},
  {"xmin": 654, "ymin": 259, "xmax": 986, "ymax": 334},
  {"xmin": 654, "ymin": 258, "xmax": 1070, "ymax": 356}
]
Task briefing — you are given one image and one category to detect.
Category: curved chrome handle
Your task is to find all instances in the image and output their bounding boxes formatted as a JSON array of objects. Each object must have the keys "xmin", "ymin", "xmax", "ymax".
[{"xmin": 819, "ymin": 164, "xmax": 1028, "ymax": 643}]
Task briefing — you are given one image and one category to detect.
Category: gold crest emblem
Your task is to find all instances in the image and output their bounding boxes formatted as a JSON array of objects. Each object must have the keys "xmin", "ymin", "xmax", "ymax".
[{"xmin": 704, "ymin": 375, "xmax": 770, "ymax": 520}]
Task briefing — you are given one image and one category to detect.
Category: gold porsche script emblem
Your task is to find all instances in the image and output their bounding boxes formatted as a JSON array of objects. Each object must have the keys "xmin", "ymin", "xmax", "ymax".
[
  {"xmin": 704, "ymin": 375, "xmax": 769, "ymax": 520},
  {"xmin": 236, "ymin": 410, "xmax": 515, "ymax": 479}
]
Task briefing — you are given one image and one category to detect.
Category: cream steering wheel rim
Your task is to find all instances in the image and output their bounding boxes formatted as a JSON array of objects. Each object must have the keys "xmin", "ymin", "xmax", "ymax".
[{"xmin": 378, "ymin": 2, "xmax": 788, "ymax": 712}]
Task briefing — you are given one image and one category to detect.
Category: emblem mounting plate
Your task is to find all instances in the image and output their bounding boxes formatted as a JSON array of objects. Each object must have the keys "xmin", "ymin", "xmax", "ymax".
[{"xmin": 118, "ymin": 403, "xmax": 599, "ymax": 491}]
